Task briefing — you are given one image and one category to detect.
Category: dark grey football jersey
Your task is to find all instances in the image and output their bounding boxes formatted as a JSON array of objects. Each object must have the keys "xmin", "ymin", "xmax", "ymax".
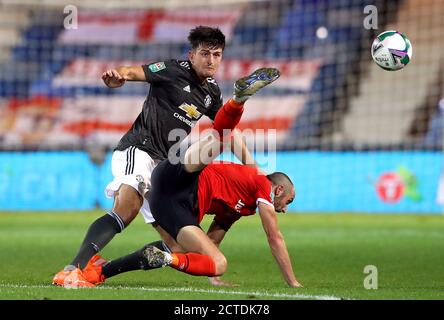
[{"xmin": 116, "ymin": 60, "xmax": 223, "ymax": 160}]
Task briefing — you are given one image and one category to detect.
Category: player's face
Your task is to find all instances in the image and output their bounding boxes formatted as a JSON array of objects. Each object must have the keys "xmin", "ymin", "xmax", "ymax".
[
  {"xmin": 273, "ymin": 187, "xmax": 295, "ymax": 213},
  {"xmin": 189, "ymin": 45, "xmax": 223, "ymax": 80}
]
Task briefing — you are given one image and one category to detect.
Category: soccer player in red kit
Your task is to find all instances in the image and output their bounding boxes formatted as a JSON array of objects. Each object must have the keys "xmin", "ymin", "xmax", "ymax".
[{"xmin": 145, "ymin": 160, "xmax": 300, "ymax": 288}]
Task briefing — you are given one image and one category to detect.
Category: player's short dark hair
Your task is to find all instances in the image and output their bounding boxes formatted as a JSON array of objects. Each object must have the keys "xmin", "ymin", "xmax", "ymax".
[
  {"xmin": 266, "ymin": 172, "xmax": 294, "ymax": 189},
  {"xmin": 188, "ymin": 26, "xmax": 226, "ymax": 51}
]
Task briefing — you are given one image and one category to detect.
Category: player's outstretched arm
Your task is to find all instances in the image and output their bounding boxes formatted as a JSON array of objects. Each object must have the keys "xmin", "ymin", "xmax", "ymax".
[
  {"xmin": 102, "ymin": 66, "xmax": 146, "ymax": 88},
  {"xmin": 257, "ymin": 202, "xmax": 302, "ymax": 288}
]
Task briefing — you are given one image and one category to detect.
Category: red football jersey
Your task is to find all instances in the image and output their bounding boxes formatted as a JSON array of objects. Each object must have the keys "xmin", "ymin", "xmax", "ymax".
[{"xmin": 197, "ymin": 162, "xmax": 274, "ymax": 223}]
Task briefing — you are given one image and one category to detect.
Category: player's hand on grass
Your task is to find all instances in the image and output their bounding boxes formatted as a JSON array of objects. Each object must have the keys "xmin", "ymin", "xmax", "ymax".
[
  {"xmin": 102, "ymin": 69, "xmax": 127, "ymax": 88},
  {"xmin": 290, "ymin": 280, "xmax": 303, "ymax": 288},
  {"xmin": 209, "ymin": 276, "xmax": 239, "ymax": 287}
]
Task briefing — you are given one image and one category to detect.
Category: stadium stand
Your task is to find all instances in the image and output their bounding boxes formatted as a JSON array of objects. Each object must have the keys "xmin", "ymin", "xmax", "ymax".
[
  {"xmin": 0, "ymin": 0, "xmax": 442, "ymax": 150},
  {"xmin": 0, "ymin": 8, "xmax": 28, "ymax": 63},
  {"xmin": 423, "ymin": 100, "xmax": 443, "ymax": 148}
]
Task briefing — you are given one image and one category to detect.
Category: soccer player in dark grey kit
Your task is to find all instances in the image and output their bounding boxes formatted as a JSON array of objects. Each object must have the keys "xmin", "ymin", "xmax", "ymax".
[{"xmin": 53, "ymin": 26, "xmax": 269, "ymax": 287}]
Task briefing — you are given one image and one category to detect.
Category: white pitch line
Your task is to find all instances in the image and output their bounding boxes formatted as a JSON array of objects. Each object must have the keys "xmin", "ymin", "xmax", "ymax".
[{"xmin": 0, "ymin": 283, "xmax": 344, "ymax": 300}]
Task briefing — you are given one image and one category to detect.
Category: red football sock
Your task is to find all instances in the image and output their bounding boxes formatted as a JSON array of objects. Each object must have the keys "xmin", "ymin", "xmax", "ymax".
[
  {"xmin": 170, "ymin": 253, "xmax": 216, "ymax": 276},
  {"xmin": 213, "ymin": 98, "xmax": 244, "ymax": 139}
]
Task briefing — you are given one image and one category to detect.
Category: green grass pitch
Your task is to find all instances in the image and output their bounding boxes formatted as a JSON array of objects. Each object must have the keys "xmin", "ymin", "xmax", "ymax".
[{"xmin": 1, "ymin": 210, "xmax": 444, "ymax": 300}]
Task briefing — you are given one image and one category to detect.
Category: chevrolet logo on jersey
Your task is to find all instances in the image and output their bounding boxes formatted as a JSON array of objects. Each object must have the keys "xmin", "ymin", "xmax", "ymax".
[{"xmin": 178, "ymin": 103, "xmax": 201, "ymax": 119}]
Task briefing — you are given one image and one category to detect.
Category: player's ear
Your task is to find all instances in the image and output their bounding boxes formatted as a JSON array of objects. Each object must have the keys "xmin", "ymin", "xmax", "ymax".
[
  {"xmin": 188, "ymin": 50, "xmax": 194, "ymax": 62},
  {"xmin": 275, "ymin": 185, "xmax": 284, "ymax": 198}
]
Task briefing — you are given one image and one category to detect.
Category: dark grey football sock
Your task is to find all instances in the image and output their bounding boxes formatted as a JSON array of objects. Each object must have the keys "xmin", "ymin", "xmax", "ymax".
[
  {"xmin": 70, "ymin": 212, "xmax": 124, "ymax": 269},
  {"xmin": 102, "ymin": 240, "xmax": 169, "ymax": 279}
]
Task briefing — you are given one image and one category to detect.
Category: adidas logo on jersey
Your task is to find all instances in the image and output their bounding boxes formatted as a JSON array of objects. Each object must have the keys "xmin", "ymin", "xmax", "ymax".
[{"xmin": 183, "ymin": 85, "xmax": 191, "ymax": 93}]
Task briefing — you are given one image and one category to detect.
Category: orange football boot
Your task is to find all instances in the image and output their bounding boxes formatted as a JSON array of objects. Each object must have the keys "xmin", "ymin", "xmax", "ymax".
[
  {"xmin": 52, "ymin": 255, "xmax": 106, "ymax": 286},
  {"xmin": 52, "ymin": 269, "xmax": 73, "ymax": 286},
  {"xmin": 82, "ymin": 254, "xmax": 107, "ymax": 284},
  {"xmin": 63, "ymin": 268, "xmax": 95, "ymax": 288}
]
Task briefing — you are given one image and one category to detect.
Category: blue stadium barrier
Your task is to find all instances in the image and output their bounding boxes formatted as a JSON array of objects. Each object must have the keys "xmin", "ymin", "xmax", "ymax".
[
  {"xmin": 0, "ymin": 152, "xmax": 98, "ymax": 210},
  {"xmin": 97, "ymin": 150, "xmax": 444, "ymax": 214},
  {"xmin": 98, "ymin": 152, "xmax": 114, "ymax": 211},
  {"xmin": 2, "ymin": 151, "xmax": 439, "ymax": 213},
  {"xmin": 275, "ymin": 151, "xmax": 442, "ymax": 213}
]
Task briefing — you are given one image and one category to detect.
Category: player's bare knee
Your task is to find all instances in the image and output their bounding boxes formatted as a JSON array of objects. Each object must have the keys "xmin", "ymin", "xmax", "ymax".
[{"xmin": 213, "ymin": 254, "xmax": 227, "ymax": 275}]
